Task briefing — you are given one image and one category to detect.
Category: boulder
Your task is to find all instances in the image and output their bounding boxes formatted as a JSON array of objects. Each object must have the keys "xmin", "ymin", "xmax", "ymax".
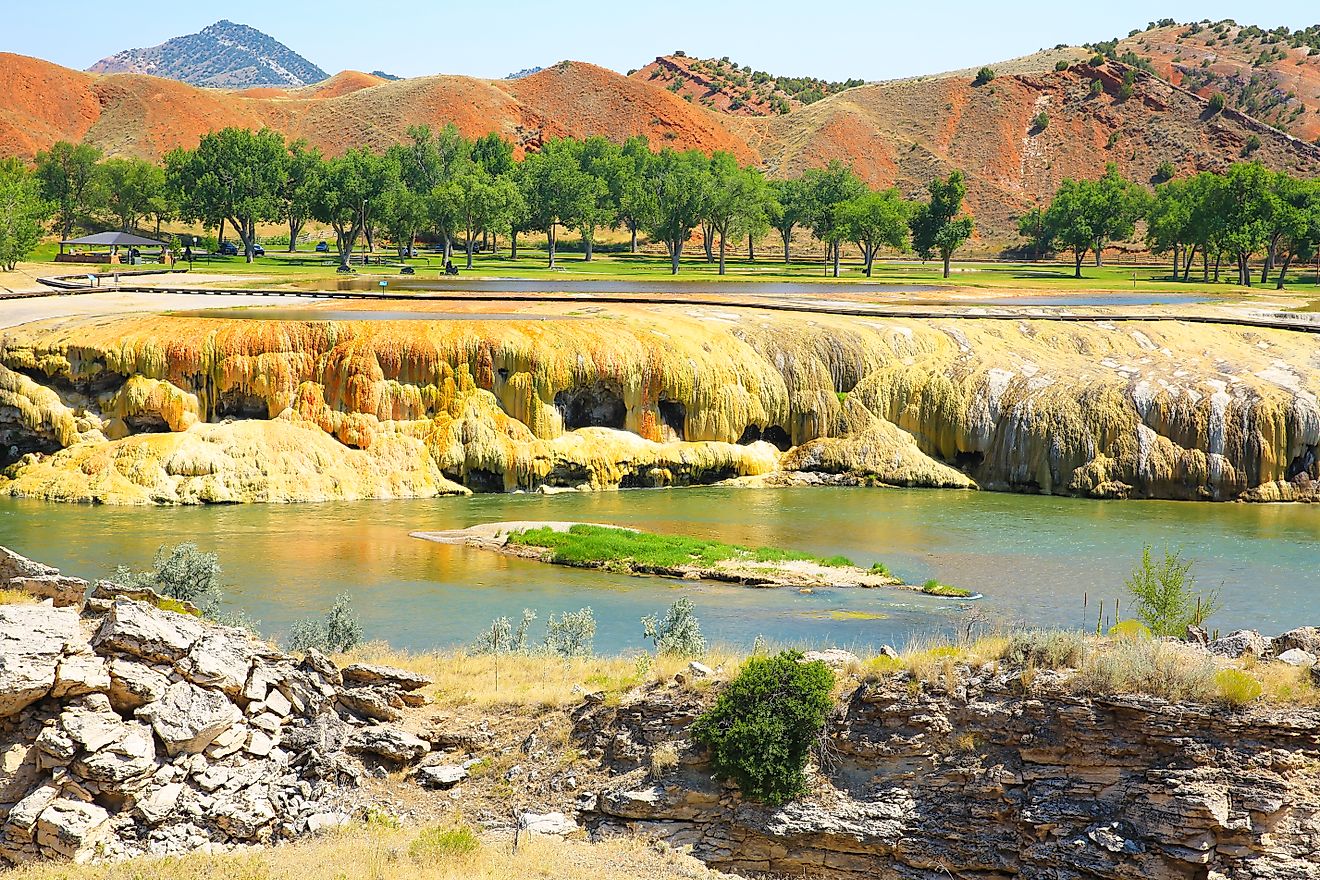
[
  {"xmin": 136, "ymin": 781, "xmax": 183, "ymax": 825},
  {"xmin": 518, "ymin": 811, "xmax": 578, "ymax": 836},
  {"xmin": 72, "ymin": 721, "xmax": 156, "ymax": 785},
  {"xmin": 341, "ymin": 663, "xmax": 431, "ymax": 691},
  {"xmin": 106, "ymin": 657, "xmax": 170, "ymax": 713},
  {"xmin": 93, "ymin": 599, "xmax": 205, "ymax": 664},
  {"xmin": 1208, "ymin": 630, "xmax": 1271, "ymax": 659},
  {"xmin": 347, "ymin": 724, "xmax": 429, "ymax": 764},
  {"xmin": 803, "ymin": 649, "xmax": 860, "ymax": 668},
  {"xmin": 0, "ymin": 605, "xmax": 82, "ymax": 717},
  {"xmin": 415, "ymin": 763, "xmax": 468, "ymax": 788},
  {"xmin": 34, "ymin": 799, "xmax": 110, "ymax": 859},
  {"xmin": 1273, "ymin": 627, "xmax": 1320, "ymax": 657},
  {"xmin": 337, "ymin": 685, "xmax": 403, "ymax": 723},
  {"xmin": 687, "ymin": 661, "xmax": 714, "ymax": 677},
  {"xmin": 178, "ymin": 632, "xmax": 256, "ymax": 698},
  {"xmin": 136, "ymin": 681, "xmax": 241, "ymax": 756},
  {"xmin": 300, "ymin": 649, "xmax": 342, "ymax": 687},
  {"xmin": 1276, "ymin": 649, "xmax": 1317, "ymax": 668},
  {"xmin": 0, "ymin": 546, "xmax": 60, "ymax": 582},
  {"xmin": 8, "ymin": 575, "xmax": 87, "ymax": 608},
  {"xmin": 52, "ymin": 653, "xmax": 110, "ymax": 699}
]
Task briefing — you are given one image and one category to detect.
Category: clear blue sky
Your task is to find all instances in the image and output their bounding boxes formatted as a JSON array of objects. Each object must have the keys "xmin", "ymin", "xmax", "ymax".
[{"xmin": 5, "ymin": 2, "xmax": 1317, "ymax": 82}]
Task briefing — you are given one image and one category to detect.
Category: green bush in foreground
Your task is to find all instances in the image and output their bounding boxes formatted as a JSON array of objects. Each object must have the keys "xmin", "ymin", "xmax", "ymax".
[
  {"xmin": 408, "ymin": 824, "xmax": 480, "ymax": 862},
  {"xmin": 114, "ymin": 542, "xmax": 225, "ymax": 617},
  {"xmin": 692, "ymin": 651, "xmax": 834, "ymax": 805},
  {"xmin": 1214, "ymin": 668, "xmax": 1263, "ymax": 707}
]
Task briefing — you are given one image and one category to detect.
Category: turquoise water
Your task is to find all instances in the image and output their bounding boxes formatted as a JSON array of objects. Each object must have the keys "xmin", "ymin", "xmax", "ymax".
[{"xmin": 2, "ymin": 487, "xmax": 1315, "ymax": 653}]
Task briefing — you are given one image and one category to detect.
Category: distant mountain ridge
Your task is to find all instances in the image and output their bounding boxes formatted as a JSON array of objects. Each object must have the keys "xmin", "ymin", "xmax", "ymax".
[{"xmin": 87, "ymin": 20, "xmax": 327, "ymax": 88}]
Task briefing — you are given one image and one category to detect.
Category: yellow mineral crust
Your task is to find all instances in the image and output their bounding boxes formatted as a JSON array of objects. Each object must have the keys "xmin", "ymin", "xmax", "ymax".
[{"xmin": 0, "ymin": 305, "xmax": 1317, "ymax": 504}]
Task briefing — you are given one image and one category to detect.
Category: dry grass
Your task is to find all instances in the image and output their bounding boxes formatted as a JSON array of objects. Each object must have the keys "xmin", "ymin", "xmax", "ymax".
[
  {"xmin": 336, "ymin": 644, "xmax": 741, "ymax": 710},
  {"xmin": 4, "ymin": 824, "xmax": 723, "ymax": 880},
  {"xmin": 0, "ymin": 588, "xmax": 38, "ymax": 605}
]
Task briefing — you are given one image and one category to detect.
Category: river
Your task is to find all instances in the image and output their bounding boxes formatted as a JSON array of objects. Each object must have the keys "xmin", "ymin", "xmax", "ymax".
[{"xmin": 1, "ymin": 487, "xmax": 1314, "ymax": 653}]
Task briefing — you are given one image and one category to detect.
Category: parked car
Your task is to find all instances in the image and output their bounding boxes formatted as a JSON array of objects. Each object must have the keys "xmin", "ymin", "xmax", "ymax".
[
  {"xmin": 315, "ymin": 241, "xmax": 330, "ymax": 253},
  {"xmin": 219, "ymin": 241, "xmax": 264, "ymax": 257}
]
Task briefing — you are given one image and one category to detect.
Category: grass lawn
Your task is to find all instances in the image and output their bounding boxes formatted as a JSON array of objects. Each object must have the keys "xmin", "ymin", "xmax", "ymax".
[{"xmin": 31, "ymin": 240, "xmax": 1320, "ymax": 296}]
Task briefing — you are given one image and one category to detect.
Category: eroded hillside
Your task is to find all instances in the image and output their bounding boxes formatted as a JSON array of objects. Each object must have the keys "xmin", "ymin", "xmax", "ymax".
[{"xmin": 1115, "ymin": 22, "xmax": 1320, "ymax": 143}]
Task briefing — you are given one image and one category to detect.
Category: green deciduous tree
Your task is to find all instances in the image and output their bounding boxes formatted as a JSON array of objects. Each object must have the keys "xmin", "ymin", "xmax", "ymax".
[
  {"xmin": 34, "ymin": 141, "xmax": 101, "ymax": 241},
  {"xmin": 281, "ymin": 141, "xmax": 322, "ymax": 252},
  {"xmin": 165, "ymin": 128, "xmax": 289, "ymax": 262},
  {"xmin": 910, "ymin": 170, "xmax": 975, "ymax": 278},
  {"xmin": 839, "ymin": 188, "xmax": 911, "ymax": 276},
  {"xmin": 309, "ymin": 147, "xmax": 396, "ymax": 271},
  {"xmin": 801, "ymin": 160, "xmax": 866, "ymax": 277},
  {"xmin": 768, "ymin": 177, "xmax": 809, "ymax": 264},
  {"xmin": 0, "ymin": 160, "xmax": 51, "ymax": 272},
  {"xmin": 520, "ymin": 138, "xmax": 601, "ymax": 268},
  {"xmin": 95, "ymin": 157, "xmax": 165, "ymax": 233},
  {"xmin": 704, "ymin": 152, "xmax": 768, "ymax": 274},
  {"xmin": 639, "ymin": 148, "xmax": 710, "ymax": 275}
]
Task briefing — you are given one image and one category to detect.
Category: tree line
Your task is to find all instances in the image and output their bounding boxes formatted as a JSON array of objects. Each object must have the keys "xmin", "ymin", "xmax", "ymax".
[
  {"xmin": 8, "ymin": 128, "xmax": 976, "ymax": 277},
  {"xmin": 1020, "ymin": 162, "xmax": 1320, "ymax": 287}
]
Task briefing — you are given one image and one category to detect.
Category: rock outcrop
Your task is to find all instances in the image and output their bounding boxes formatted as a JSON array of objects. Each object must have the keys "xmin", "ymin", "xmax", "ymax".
[
  {"xmin": 0, "ymin": 595, "xmax": 435, "ymax": 864},
  {"xmin": 575, "ymin": 675, "xmax": 1320, "ymax": 879},
  {"xmin": 5, "ymin": 306, "xmax": 1320, "ymax": 504}
]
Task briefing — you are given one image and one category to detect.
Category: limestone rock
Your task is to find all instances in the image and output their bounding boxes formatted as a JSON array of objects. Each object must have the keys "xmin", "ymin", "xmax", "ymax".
[
  {"xmin": 415, "ymin": 764, "xmax": 467, "ymax": 788},
  {"xmin": 1273, "ymin": 627, "xmax": 1320, "ymax": 656},
  {"xmin": 34, "ymin": 799, "xmax": 110, "ymax": 859},
  {"xmin": 136, "ymin": 681, "xmax": 241, "ymax": 756},
  {"xmin": 0, "ymin": 605, "xmax": 81, "ymax": 717},
  {"xmin": 8, "ymin": 575, "xmax": 87, "ymax": 608},
  {"xmin": 106, "ymin": 657, "xmax": 170, "ymax": 712},
  {"xmin": 336, "ymin": 685, "xmax": 403, "ymax": 723},
  {"xmin": 52, "ymin": 654, "xmax": 110, "ymax": 699},
  {"xmin": 1276, "ymin": 648, "xmax": 1316, "ymax": 668},
  {"xmin": 136, "ymin": 781, "xmax": 183, "ymax": 825},
  {"xmin": 1207, "ymin": 630, "xmax": 1271, "ymax": 659},
  {"xmin": 178, "ymin": 631, "xmax": 256, "ymax": 697},
  {"xmin": 299, "ymin": 649, "xmax": 342, "ymax": 687},
  {"xmin": 519, "ymin": 811, "xmax": 577, "ymax": 836},
  {"xmin": 341, "ymin": 663, "xmax": 431, "ymax": 691},
  {"xmin": 802, "ymin": 649, "xmax": 860, "ymax": 668},
  {"xmin": 347, "ymin": 725, "xmax": 429, "ymax": 765},
  {"xmin": 93, "ymin": 599, "xmax": 205, "ymax": 664}
]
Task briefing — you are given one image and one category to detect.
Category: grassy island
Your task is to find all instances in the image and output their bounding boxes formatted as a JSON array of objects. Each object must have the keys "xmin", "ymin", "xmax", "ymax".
[{"xmin": 413, "ymin": 522, "xmax": 974, "ymax": 596}]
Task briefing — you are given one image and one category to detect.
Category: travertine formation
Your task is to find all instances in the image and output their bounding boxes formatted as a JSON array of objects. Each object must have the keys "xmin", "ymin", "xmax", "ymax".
[
  {"xmin": 577, "ymin": 670, "xmax": 1320, "ymax": 879},
  {"xmin": 2, "ymin": 305, "xmax": 1320, "ymax": 504}
]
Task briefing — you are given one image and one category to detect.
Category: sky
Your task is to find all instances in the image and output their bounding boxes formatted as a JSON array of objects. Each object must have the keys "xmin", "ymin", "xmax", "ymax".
[{"xmin": 5, "ymin": 1, "xmax": 1318, "ymax": 82}]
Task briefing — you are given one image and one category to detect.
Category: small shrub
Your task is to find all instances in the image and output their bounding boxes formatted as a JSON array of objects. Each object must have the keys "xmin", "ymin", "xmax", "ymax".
[
  {"xmin": 649, "ymin": 741, "xmax": 680, "ymax": 779},
  {"xmin": 642, "ymin": 598, "xmax": 707, "ymax": 657},
  {"xmin": 1032, "ymin": 111, "xmax": 1050, "ymax": 130},
  {"xmin": 973, "ymin": 67, "xmax": 997, "ymax": 86},
  {"xmin": 1090, "ymin": 53, "xmax": 1106, "ymax": 66},
  {"xmin": 1004, "ymin": 630, "xmax": 1088, "ymax": 669},
  {"xmin": 473, "ymin": 608, "xmax": 536, "ymax": 655},
  {"xmin": 114, "ymin": 542, "xmax": 225, "ymax": 617},
  {"xmin": 1090, "ymin": 79, "xmax": 1104, "ymax": 97},
  {"xmin": 1242, "ymin": 134, "xmax": 1262, "ymax": 155},
  {"xmin": 1124, "ymin": 546, "xmax": 1221, "ymax": 637},
  {"xmin": 1214, "ymin": 669, "xmax": 1263, "ymax": 707},
  {"xmin": 1154, "ymin": 159, "xmax": 1177, "ymax": 181},
  {"xmin": 1055, "ymin": 60, "xmax": 1071, "ymax": 71},
  {"xmin": 1108, "ymin": 619, "xmax": 1153, "ymax": 640},
  {"xmin": 1208, "ymin": 92, "xmax": 1227, "ymax": 112},
  {"xmin": 408, "ymin": 824, "xmax": 480, "ymax": 862},
  {"xmin": 545, "ymin": 607, "xmax": 596, "ymax": 658},
  {"xmin": 691, "ymin": 651, "xmax": 834, "ymax": 805},
  {"xmin": 1107, "ymin": 131, "xmax": 1121, "ymax": 148},
  {"xmin": 869, "ymin": 561, "xmax": 891, "ymax": 577},
  {"xmin": 1074, "ymin": 639, "xmax": 1216, "ymax": 702},
  {"xmin": 288, "ymin": 594, "xmax": 363, "ymax": 653}
]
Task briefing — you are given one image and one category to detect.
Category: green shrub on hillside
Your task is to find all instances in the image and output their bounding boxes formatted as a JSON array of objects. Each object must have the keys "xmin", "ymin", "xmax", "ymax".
[
  {"xmin": 115, "ymin": 542, "xmax": 225, "ymax": 618},
  {"xmin": 692, "ymin": 651, "xmax": 834, "ymax": 805},
  {"xmin": 973, "ymin": 67, "xmax": 997, "ymax": 86},
  {"xmin": 288, "ymin": 593, "xmax": 363, "ymax": 653}
]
